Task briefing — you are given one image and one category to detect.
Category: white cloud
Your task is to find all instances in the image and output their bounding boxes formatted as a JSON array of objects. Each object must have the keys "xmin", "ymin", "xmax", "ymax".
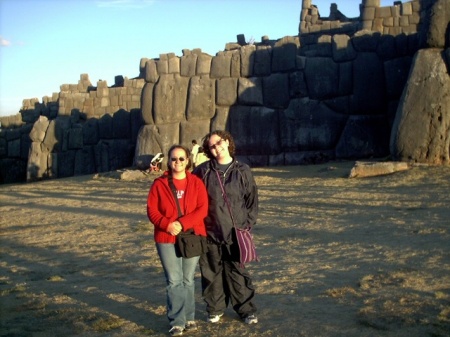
[
  {"xmin": 0, "ymin": 36, "xmax": 11, "ymax": 47},
  {"xmin": 96, "ymin": 0, "xmax": 155, "ymax": 9}
]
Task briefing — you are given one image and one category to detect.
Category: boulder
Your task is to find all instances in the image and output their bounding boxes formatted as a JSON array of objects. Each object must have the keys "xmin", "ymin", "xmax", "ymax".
[
  {"xmin": 348, "ymin": 161, "xmax": 409, "ymax": 178},
  {"xmin": 390, "ymin": 49, "xmax": 450, "ymax": 164}
]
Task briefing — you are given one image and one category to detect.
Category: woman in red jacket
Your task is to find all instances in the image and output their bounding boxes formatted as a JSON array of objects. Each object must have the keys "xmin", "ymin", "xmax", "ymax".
[{"xmin": 147, "ymin": 144, "xmax": 208, "ymax": 336}]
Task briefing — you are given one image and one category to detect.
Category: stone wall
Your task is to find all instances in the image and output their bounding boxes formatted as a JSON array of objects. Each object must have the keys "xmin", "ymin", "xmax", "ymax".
[
  {"xmin": 300, "ymin": 0, "xmax": 422, "ymax": 36},
  {"xmin": 0, "ymin": 0, "xmax": 448, "ymax": 184},
  {"xmin": 0, "ymin": 75, "xmax": 145, "ymax": 183}
]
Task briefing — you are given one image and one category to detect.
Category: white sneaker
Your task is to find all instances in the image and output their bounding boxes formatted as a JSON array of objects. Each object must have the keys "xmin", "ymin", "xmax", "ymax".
[
  {"xmin": 185, "ymin": 321, "xmax": 197, "ymax": 331},
  {"xmin": 207, "ymin": 313, "xmax": 223, "ymax": 323},
  {"xmin": 169, "ymin": 326, "xmax": 184, "ymax": 336},
  {"xmin": 244, "ymin": 314, "xmax": 258, "ymax": 324}
]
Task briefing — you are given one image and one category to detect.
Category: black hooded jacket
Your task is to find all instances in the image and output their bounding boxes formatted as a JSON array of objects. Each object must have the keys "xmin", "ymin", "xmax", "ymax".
[{"xmin": 193, "ymin": 158, "xmax": 258, "ymax": 245}]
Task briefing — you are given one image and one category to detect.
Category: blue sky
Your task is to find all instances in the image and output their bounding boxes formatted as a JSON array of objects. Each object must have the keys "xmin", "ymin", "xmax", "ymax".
[{"xmin": 0, "ymin": 0, "xmax": 393, "ymax": 117}]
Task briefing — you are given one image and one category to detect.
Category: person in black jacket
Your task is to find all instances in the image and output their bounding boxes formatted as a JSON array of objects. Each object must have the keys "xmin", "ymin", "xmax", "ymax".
[{"xmin": 193, "ymin": 130, "xmax": 259, "ymax": 325}]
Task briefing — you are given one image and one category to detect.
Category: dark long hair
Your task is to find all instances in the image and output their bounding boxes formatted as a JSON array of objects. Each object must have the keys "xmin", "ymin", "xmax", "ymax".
[
  {"xmin": 202, "ymin": 130, "xmax": 236, "ymax": 159},
  {"xmin": 166, "ymin": 144, "xmax": 192, "ymax": 172}
]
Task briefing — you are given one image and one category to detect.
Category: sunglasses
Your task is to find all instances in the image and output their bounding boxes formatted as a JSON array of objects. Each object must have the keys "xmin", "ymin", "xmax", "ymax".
[
  {"xmin": 171, "ymin": 157, "xmax": 186, "ymax": 162},
  {"xmin": 209, "ymin": 138, "xmax": 225, "ymax": 151}
]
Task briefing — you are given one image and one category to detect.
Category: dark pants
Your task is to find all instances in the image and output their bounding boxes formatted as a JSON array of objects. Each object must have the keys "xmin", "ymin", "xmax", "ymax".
[{"xmin": 199, "ymin": 242, "xmax": 257, "ymax": 318}]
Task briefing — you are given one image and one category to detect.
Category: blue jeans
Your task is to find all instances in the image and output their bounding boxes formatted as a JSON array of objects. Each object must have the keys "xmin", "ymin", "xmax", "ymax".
[{"xmin": 156, "ymin": 243, "xmax": 200, "ymax": 328}]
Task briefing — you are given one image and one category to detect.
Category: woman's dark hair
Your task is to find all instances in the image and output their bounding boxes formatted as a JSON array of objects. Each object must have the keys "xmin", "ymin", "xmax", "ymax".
[
  {"xmin": 202, "ymin": 130, "xmax": 235, "ymax": 159},
  {"xmin": 166, "ymin": 144, "xmax": 192, "ymax": 172}
]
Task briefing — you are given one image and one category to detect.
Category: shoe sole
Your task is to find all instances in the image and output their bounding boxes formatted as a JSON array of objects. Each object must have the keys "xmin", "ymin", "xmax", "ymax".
[
  {"xmin": 207, "ymin": 314, "xmax": 223, "ymax": 323},
  {"xmin": 245, "ymin": 319, "xmax": 258, "ymax": 324}
]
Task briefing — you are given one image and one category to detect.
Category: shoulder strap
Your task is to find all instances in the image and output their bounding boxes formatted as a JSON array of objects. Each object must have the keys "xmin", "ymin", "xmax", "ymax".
[
  {"xmin": 215, "ymin": 170, "xmax": 236, "ymax": 228},
  {"xmin": 168, "ymin": 175, "xmax": 183, "ymax": 217}
]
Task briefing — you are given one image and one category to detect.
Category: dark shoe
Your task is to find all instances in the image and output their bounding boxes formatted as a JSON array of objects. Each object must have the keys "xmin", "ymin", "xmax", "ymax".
[{"xmin": 169, "ymin": 326, "xmax": 184, "ymax": 336}]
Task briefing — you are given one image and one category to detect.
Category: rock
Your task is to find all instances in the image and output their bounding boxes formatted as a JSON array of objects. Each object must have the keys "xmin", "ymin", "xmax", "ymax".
[
  {"xmin": 120, "ymin": 169, "xmax": 148, "ymax": 181},
  {"xmin": 390, "ymin": 49, "xmax": 450, "ymax": 165},
  {"xmin": 348, "ymin": 161, "xmax": 409, "ymax": 178}
]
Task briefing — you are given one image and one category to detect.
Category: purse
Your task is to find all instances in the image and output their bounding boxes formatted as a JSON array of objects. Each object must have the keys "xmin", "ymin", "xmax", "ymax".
[
  {"xmin": 168, "ymin": 176, "xmax": 206, "ymax": 258},
  {"xmin": 215, "ymin": 171, "xmax": 259, "ymax": 267},
  {"xmin": 176, "ymin": 229, "xmax": 207, "ymax": 258}
]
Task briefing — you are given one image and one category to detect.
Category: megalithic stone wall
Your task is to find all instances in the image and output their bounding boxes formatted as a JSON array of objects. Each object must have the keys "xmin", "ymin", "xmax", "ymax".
[
  {"xmin": 0, "ymin": 0, "xmax": 448, "ymax": 184},
  {"xmin": 300, "ymin": 0, "xmax": 422, "ymax": 36},
  {"xmin": 1, "ymin": 75, "xmax": 145, "ymax": 183}
]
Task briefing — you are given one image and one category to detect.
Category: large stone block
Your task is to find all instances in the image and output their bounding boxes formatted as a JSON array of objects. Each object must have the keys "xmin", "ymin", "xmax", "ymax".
[
  {"xmin": 390, "ymin": 49, "xmax": 450, "ymax": 164},
  {"xmin": 141, "ymin": 83, "xmax": 155, "ymax": 124},
  {"xmin": 226, "ymin": 106, "xmax": 280, "ymax": 155},
  {"xmin": 56, "ymin": 149, "xmax": 76, "ymax": 178},
  {"xmin": 332, "ymin": 34, "xmax": 357, "ymax": 62},
  {"xmin": 416, "ymin": 0, "xmax": 449, "ymax": 48},
  {"xmin": 130, "ymin": 108, "xmax": 144, "ymax": 144},
  {"xmin": 254, "ymin": 45, "xmax": 272, "ymax": 76},
  {"xmin": 352, "ymin": 52, "xmax": 386, "ymax": 114},
  {"xmin": 336, "ymin": 115, "xmax": 390, "ymax": 158},
  {"xmin": 108, "ymin": 139, "xmax": 134, "ymax": 171},
  {"xmin": 154, "ymin": 74, "xmax": 189, "ymax": 124},
  {"xmin": 263, "ymin": 73, "xmax": 290, "ymax": 109},
  {"xmin": 0, "ymin": 138, "xmax": 6, "ymax": 157},
  {"xmin": 82, "ymin": 118, "xmax": 99, "ymax": 145},
  {"xmin": 113, "ymin": 109, "xmax": 131, "ymax": 139},
  {"xmin": 304, "ymin": 57, "xmax": 339, "ymax": 100},
  {"xmin": 8, "ymin": 139, "xmax": 20, "ymax": 158},
  {"xmin": 196, "ymin": 53, "xmax": 212, "ymax": 75},
  {"xmin": 272, "ymin": 39, "xmax": 297, "ymax": 72},
  {"xmin": 68, "ymin": 125, "xmax": 83, "ymax": 149},
  {"xmin": 376, "ymin": 34, "xmax": 397, "ymax": 60},
  {"xmin": 240, "ymin": 45, "xmax": 256, "ymax": 77},
  {"xmin": 134, "ymin": 123, "xmax": 179, "ymax": 169},
  {"xmin": 180, "ymin": 52, "xmax": 197, "ymax": 77},
  {"xmin": 74, "ymin": 146, "xmax": 96, "ymax": 176},
  {"xmin": 289, "ymin": 71, "xmax": 308, "ymax": 98},
  {"xmin": 338, "ymin": 62, "xmax": 353, "ymax": 96},
  {"xmin": 216, "ymin": 78, "xmax": 238, "ymax": 106},
  {"xmin": 210, "ymin": 52, "xmax": 232, "ymax": 78},
  {"xmin": 230, "ymin": 50, "xmax": 241, "ymax": 78},
  {"xmin": 98, "ymin": 114, "xmax": 114, "ymax": 139},
  {"xmin": 168, "ymin": 54, "xmax": 180, "ymax": 74},
  {"xmin": 29, "ymin": 116, "xmax": 49, "ymax": 142},
  {"xmin": 238, "ymin": 77, "xmax": 263, "ymax": 106},
  {"xmin": 352, "ymin": 30, "xmax": 381, "ymax": 52},
  {"xmin": 145, "ymin": 59, "xmax": 159, "ymax": 83},
  {"xmin": 0, "ymin": 158, "xmax": 27, "ymax": 184},
  {"xmin": 281, "ymin": 98, "xmax": 348, "ymax": 151},
  {"xmin": 384, "ymin": 56, "xmax": 413, "ymax": 99},
  {"xmin": 42, "ymin": 117, "xmax": 71, "ymax": 152},
  {"xmin": 186, "ymin": 76, "xmax": 215, "ymax": 121},
  {"xmin": 180, "ymin": 120, "xmax": 210, "ymax": 148},
  {"xmin": 211, "ymin": 107, "xmax": 229, "ymax": 132}
]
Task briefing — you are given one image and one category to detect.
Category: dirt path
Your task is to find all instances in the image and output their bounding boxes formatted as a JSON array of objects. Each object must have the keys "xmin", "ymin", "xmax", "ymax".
[{"xmin": 1, "ymin": 162, "xmax": 449, "ymax": 337}]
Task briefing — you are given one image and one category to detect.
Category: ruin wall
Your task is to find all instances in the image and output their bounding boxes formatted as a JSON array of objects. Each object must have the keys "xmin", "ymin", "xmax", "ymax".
[{"xmin": 0, "ymin": 0, "xmax": 448, "ymax": 184}]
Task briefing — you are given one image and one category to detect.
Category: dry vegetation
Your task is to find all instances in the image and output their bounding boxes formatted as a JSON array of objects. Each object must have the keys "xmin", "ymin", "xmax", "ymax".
[{"xmin": 0, "ymin": 161, "xmax": 449, "ymax": 337}]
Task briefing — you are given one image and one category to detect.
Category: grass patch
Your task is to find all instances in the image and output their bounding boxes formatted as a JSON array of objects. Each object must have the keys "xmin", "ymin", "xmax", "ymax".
[
  {"xmin": 47, "ymin": 275, "xmax": 65, "ymax": 282},
  {"xmin": 1, "ymin": 283, "xmax": 27, "ymax": 296},
  {"xmin": 91, "ymin": 316, "xmax": 126, "ymax": 332}
]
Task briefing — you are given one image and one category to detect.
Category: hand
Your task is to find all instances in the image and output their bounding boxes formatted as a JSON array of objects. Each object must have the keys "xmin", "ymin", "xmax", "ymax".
[{"xmin": 167, "ymin": 221, "xmax": 182, "ymax": 236}]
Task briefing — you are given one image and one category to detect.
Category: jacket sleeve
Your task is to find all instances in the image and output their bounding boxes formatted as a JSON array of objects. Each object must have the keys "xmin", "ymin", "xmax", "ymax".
[
  {"xmin": 147, "ymin": 179, "xmax": 177, "ymax": 232},
  {"xmin": 243, "ymin": 167, "xmax": 258, "ymax": 228},
  {"xmin": 177, "ymin": 175, "xmax": 208, "ymax": 235}
]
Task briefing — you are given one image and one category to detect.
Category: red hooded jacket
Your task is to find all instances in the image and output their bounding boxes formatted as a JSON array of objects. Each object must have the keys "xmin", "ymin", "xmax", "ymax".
[{"xmin": 147, "ymin": 170, "xmax": 208, "ymax": 243}]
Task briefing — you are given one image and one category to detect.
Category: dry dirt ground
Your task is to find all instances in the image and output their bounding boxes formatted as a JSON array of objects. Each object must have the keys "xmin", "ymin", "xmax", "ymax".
[{"xmin": 1, "ymin": 161, "xmax": 449, "ymax": 337}]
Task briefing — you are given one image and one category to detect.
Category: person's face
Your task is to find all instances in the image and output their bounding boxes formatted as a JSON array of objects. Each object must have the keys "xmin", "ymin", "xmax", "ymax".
[
  {"xmin": 169, "ymin": 148, "xmax": 188, "ymax": 174},
  {"xmin": 208, "ymin": 134, "xmax": 229, "ymax": 160}
]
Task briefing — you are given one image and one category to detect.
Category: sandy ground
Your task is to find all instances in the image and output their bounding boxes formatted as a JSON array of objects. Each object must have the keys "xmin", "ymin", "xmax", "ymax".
[{"xmin": 0, "ymin": 161, "xmax": 449, "ymax": 337}]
